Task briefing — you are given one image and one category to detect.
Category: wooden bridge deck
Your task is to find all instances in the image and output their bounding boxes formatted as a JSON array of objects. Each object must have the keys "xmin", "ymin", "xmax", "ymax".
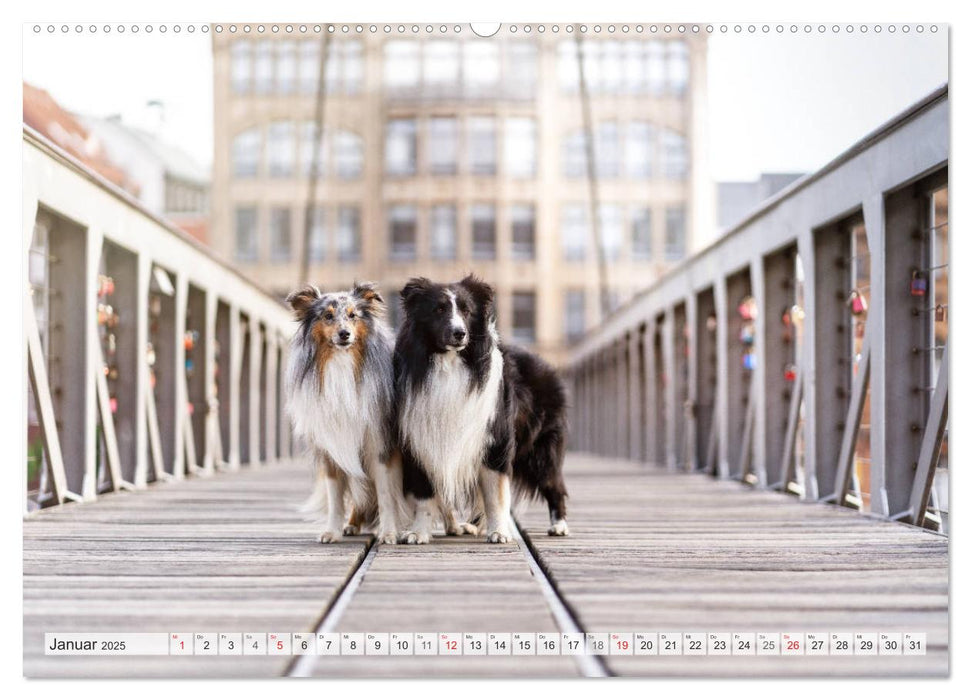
[{"xmin": 23, "ymin": 454, "xmax": 948, "ymax": 678}]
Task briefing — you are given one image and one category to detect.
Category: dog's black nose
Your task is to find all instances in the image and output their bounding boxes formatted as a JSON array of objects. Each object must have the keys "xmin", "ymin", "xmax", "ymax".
[
  {"xmin": 338, "ymin": 329, "xmax": 351, "ymax": 341},
  {"xmin": 452, "ymin": 328, "xmax": 466, "ymax": 343}
]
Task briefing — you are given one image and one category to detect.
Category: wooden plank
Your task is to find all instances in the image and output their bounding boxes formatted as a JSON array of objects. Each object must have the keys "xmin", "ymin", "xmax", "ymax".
[
  {"xmin": 23, "ymin": 460, "xmax": 366, "ymax": 678},
  {"xmin": 518, "ymin": 455, "xmax": 948, "ymax": 677}
]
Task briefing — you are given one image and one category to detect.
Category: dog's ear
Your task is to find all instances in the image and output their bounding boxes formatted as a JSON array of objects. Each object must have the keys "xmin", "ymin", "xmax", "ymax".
[
  {"xmin": 286, "ymin": 286, "xmax": 320, "ymax": 320},
  {"xmin": 458, "ymin": 274, "xmax": 495, "ymax": 313},
  {"xmin": 400, "ymin": 277, "xmax": 433, "ymax": 306},
  {"xmin": 353, "ymin": 281, "xmax": 385, "ymax": 315}
]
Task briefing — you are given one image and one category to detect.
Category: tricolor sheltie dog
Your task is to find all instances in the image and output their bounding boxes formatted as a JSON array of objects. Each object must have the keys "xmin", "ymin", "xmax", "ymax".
[
  {"xmin": 393, "ymin": 275, "xmax": 570, "ymax": 544},
  {"xmin": 285, "ymin": 283, "xmax": 404, "ymax": 545}
]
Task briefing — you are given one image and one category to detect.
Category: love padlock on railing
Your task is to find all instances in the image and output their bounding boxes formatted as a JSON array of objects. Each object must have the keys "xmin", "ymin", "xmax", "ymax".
[
  {"xmin": 847, "ymin": 289, "xmax": 868, "ymax": 316},
  {"xmin": 910, "ymin": 269, "xmax": 928, "ymax": 296}
]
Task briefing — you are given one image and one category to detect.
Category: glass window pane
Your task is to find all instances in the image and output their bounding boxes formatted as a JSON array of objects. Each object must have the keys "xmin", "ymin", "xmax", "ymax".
[
  {"xmin": 308, "ymin": 207, "xmax": 326, "ymax": 262},
  {"xmin": 507, "ymin": 42, "xmax": 538, "ymax": 96},
  {"xmin": 270, "ymin": 208, "xmax": 292, "ymax": 262},
  {"xmin": 232, "ymin": 128, "xmax": 261, "ymax": 178},
  {"xmin": 424, "ymin": 40, "xmax": 460, "ymax": 88},
  {"xmin": 235, "ymin": 206, "xmax": 258, "ymax": 261},
  {"xmin": 300, "ymin": 122, "xmax": 326, "ymax": 177},
  {"xmin": 335, "ymin": 130, "xmax": 362, "ymax": 179},
  {"xmin": 596, "ymin": 122, "xmax": 620, "ymax": 178},
  {"xmin": 384, "ymin": 41, "xmax": 420, "ymax": 89},
  {"xmin": 561, "ymin": 204, "xmax": 588, "ymax": 261},
  {"xmin": 664, "ymin": 206, "xmax": 686, "ymax": 261},
  {"xmin": 505, "ymin": 117, "xmax": 536, "ymax": 178},
  {"xmin": 562, "ymin": 130, "xmax": 587, "ymax": 178},
  {"xmin": 661, "ymin": 128, "xmax": 688, "ymax": 179},
  {"xmin": 343, "ymin": 41, "xmax": 364, "ymax": 94},
  {"xmin": 385, "ymin": 119, "xmax": 417, "ymax": 176},
  {"xmin": 511, "ymin": 204, "xmax": 535, "ymax": 260},
  {"xmin": 557, "ymin": 41, "xmax": 580, "ymax": 92},
  {"xmin": 337, "ymin": 206, "xmax": 361, "ymax": 261},
  {"xmin": 468, "ymin": 116, "xmax": 497, "ymax": 175},
  {"xmin": 631, "ymin": 207, "xmax": 652, "ymax": 260},
  {"xmin": 646, "ymin": 41, "xmax": 665, "ymax": 94},
  {"xmin": 389, "ymin": 204, "xmax": 417, "ymax": 260},
  {"xmin": 299, "ymin": 40, "xmax": 319, "ymax": 94},
  {"xmin": 564, "ymin": 289, "xmax": 586, "ymax": 341},
  {"xmin": 428, "ymin": 118, "xmax": 458, "ymax": 175},
  {"xmin": 579, "ymin": 41, "xmax": 602, "ymax": 92},
  {"xmin": 277, "ymin": 41, "xmax": 296, "ymax": 94},
  {"xmin": 471, "ymin": 204, "xmax": 496, "ymax": 260},
  {"xmin": 601, "ymin": 41, "xmax": 623, "ymax": 93},
  {"xmin": 231, "ymin": 40, "xmax": 252, "ymax": 94},
  {"xmin": 627, "ymin": 122, "xmax": 655, "ymax": 178},
  {"xmin": 511, "ymin": 291, "xmax": 536, "ymax": 344},
  {"xmin": 267, "ymin": 122, "xmax": 295, "ymax": 178},
  {"xmin": 667, "ymin": 41, "xmax": 689, "ymax": 95},
  {"xmin": 624, "ymin": 41, "xmax": 648, "ymax": 93},
  {"xmin": 597, "ymin": 204, "xmax": 623, "ymax": 261},
  {"xmin": 254, "ymin": 40, "xmax": 274, "ymax": 94},
  {"xmin": 464, "ymin": 42, "xmax": 499, "ymax": 95},
  {"xmin": 430, "ymin": 205, "xmax": 457, "ymax": 260}
]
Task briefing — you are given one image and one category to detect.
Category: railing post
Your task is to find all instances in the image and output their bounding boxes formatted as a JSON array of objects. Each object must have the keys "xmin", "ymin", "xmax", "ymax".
[
  {"xmin": 228, "ymin": 304, "xmax": 242, "ymax": 470},
  {"xmin": 662, "ymin": 306, "xmax": 677, "ymax": 471},
  {"xmin": 713, "ymin": 276, "xmax": 730, "ymax": 479},
  {"xmin": 750, "ymin": 255, "xmax": 768, "ymax": 486},
  {"xmin": 82, "ymin": 227, "xmax": 103, "ymax": 499},
  {"xmin": 685, "ymin": 293, "xmax": 698, "ymax": 471},
  {"xmin": 643, "ymin": 318, "xmax": 658, "ymax": 465},
  {"xmin": 628, "ymin": 330, "xmax": 642, "ymax": 460},
  {"xmin": 249, "ymin": 320, "xmax": 262, "ymax": 466},
  {"xmin": 265, "ymin": 333, "xmax": 278, "ymax": 464},
  {"xmin": 204, "ymin": 288, "xmax": 218, "ymax": 474},
  {"xmin": 172, "ymin": 273, "xmax": 188, "ymax": 479}
]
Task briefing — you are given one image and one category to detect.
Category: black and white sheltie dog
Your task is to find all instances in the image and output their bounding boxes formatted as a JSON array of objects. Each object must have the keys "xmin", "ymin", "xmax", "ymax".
[
  {"xmin": 285, "ymin": 282, "xmax": 404, "ymax": 545},
  {"xmin": 393, "ymin": 275, "xmax": 570, "ymax": 544}
]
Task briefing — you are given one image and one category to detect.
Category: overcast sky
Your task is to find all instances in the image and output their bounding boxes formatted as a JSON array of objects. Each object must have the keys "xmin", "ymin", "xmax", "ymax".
[{"xmin": 22, "ymin": 25, "xmax": 948, "ymax": 181}]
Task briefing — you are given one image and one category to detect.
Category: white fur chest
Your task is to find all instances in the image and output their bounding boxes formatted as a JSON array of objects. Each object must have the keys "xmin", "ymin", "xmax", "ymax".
[
  {"xmin": 288, "ymin": 352, "xmax": 369, "ymax": 479},
  {"xmin": 399, "ymin": 347, "xmax": 504, "ymax": 505}
]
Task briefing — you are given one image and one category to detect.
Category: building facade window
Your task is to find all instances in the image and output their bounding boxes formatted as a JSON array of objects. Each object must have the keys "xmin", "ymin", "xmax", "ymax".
[
  {"xmin": 230, "ymin": 40, "xmax": 253, "ymax": 94},
  {"xmin": 597, "ymin": 204, "xmax": 623, "ymax": 261},
  {"xmin": 579, "ymin": 40, "xmax": 603, "ymax": 91},
  {"xmin": 308, "ymin": 207, "xmax": 327, "ymax": 262},
  {"xmin": 267, "ymin": 122, "xmax": 295, "ymax": 178},
  {"xmin": 269, "ymin": 207, "xmax": 292, "ymax": 262},
  {"xmin": 337, "ymin": 206, "xmax": 361, "ymax": 261},
  {"xmin": 564, "ymin": 289, "xmax": 586, "ymax": 342},
  {"xmin": 430, "ymin": 204, "xmax": 457, "ymax": 260},
  {"xmin": 464, "ymin": 42, "xmax": 500, "ymax": 96},
  {"xmin": 254, "ymin": 40, "xmax": 274, "ymax": 95},
  {"xmin": 561, "ymin": 204, "xmax": 588, "ymax": 261},
  {"xmin": 300, "ymin": 122, "xmax": 326, "ymax": 177},
  {"xmin": 424, "ymin": 40, "xmax": 460, "ymax": 90},
  {"xmin": 510, "ymin": 204, "xmax": 536, "ymax": 260},
  {"xmin": 631, "ymin": 207, "xmax": 652, "ymax": 260},
  {"xmin": 511, "ymin": 291, "xmax": 537, "ymax": 344},
  {"xmin": 507, "ymin": 42, "xmax": 538, "ymax": 96},
  {"xmin": 334, "ymin": 130, "xmax": 363, "ymax": 179},
  {"xmin": 624, "ymin": 42, "xmax": 649, "ymax": 94},
  {"xmin": 232, "ymin": 128, "xmax": 261, "ymax": 178},
  {"xmin": 299, "ymin": 41, "xmax": 319, "ymax": 94},
  {"xmin": 385, "ymin": 119, "xmax": 417, "ymax": 176},
  {"xmin": 596, "ymin": 122, "xmax": 621, "ymax": 178},
  {"xmin": 471, "ymin": 204, "xmax": 497, "ymax": 260},
  {"xmin": 667, "ymin": 41, "xmax": 690, "ymax": 95},
  {"xmin": 661, "ymin": 128, "xmax": 688, "ymax": 179},
  {"xmin": 235, "ymin": 206, "xmax": 258, "ymax": 262},
  {"xmin": 664, "ymin": 206, "xmax": 686, "ymax": 261},
  {"xmin": 505, "ymin": 117, "xmax": 537, "ymax": 178},
  {"xmin": 646, "ymin": 41, "xmax": 665, "ymax": 94},
  {"xmin": 326, "ymin": 40, "xmax": 363, "ymax": 94},
  {"xmin": 562, "ymin": 129, "xmax": 587, "ymax": 178},
  {"xmin": 600, "ymin": 41, "xmax": 624, "ymax": 93},
  {"xmin": 557, "ymin": 41, "xmax": 580, "ymax": 92},
  {"xmin": 428, "ymin": 117, "xmax": 458, "ymax": 175},
  {"xmin": 468, "ymin": 116, "xmax": 497, "ymax": 175},
  {"xmin": 389, "ymin": 205, "xmax": 418, "ymax": 260},
  {"xmin": 384, "ymin": 41, "xmax": 420, "ymax": 90},
  {"xmin": 627, "ymin": 122, "xmax": 655, "ymax": 178},
  {"xmin": 277, "ymin": 41, "xmax": 297, "ymax": 94}
]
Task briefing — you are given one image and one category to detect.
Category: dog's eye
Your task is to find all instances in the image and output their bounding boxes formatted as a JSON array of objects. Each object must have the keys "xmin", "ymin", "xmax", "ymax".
[
  {"xmin": 347, "ymin": 311, "xmax": 356, "ymax": 319},
  {"xmin": 437, "ymin": 304, "xmax": 447, "ymax": 314},
  {"xmin": 324, "ymin": 312, "xmax": 334, "ymax": 321}
]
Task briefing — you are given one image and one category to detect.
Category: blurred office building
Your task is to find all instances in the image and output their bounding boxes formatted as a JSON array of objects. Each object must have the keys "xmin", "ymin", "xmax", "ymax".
[{"xmin": 211, "ymin": 26, "xmax": 712, "ymax": 362}]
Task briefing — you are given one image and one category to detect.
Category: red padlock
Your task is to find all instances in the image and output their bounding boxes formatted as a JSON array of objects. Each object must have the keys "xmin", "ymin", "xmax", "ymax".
[
  {"xmin": 847, "ymin": 290, "xmax": 868, "ymax": 316},
  {"xmin": 910, "ymin": 270, "xmax": 928, "ymax": 297},
  {"xmin": 783, "ymin": 363, "xmax": 797, "ymax": 382}
]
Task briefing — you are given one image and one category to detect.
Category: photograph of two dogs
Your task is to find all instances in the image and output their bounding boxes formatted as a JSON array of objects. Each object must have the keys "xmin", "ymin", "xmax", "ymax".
[{"xmin": 285, "ymin": 275, "xmax": 570, "ymax": 547}]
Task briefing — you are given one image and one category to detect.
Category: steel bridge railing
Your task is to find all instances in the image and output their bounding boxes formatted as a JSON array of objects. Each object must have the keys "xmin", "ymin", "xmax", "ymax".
[
  {"xmin": 23, "ymin": 126, "xmax": 295, "ymax": 513},
  {"xmin": 564, "ymin": 85, "xmax": 949, "ymax": 533}
]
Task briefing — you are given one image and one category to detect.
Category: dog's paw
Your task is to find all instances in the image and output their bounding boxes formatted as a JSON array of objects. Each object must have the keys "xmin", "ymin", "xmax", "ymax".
[
  {"xmin": 376, "ymin": 530, "xmax": 398, "ymax": 545},
  {"xmin": 446, "ymin": 522, "xmax": 479, "ymax": 536},
  {"xmin": 398, "ymin": 530, "xmax": 430, "ymax": 545},
  {"xmin": 342, "ymin": 524, "xmax": 360, "ymax": 536},
  {"xmin": 319, "ymin": 531, "xmax": 342, "ymax": 544},
  {"xmin": 486, "ymin": 530, "xmax": 510, "ymax": 544},
  {"xmin": 548, "ymin": 519, "xmax": 570, "ymax": 537}
]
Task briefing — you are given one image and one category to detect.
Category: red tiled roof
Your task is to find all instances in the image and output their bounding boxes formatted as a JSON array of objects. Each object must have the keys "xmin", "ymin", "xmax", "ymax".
[{"xmin": 23, "ymin": 81, "xmax": 139, "ymax": 195}]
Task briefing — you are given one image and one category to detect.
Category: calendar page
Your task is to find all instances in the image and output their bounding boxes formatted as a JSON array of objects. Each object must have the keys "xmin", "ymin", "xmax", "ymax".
[{"xmin": 19, "ymin": 4, "xmax": 951, "ymax": 687}]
